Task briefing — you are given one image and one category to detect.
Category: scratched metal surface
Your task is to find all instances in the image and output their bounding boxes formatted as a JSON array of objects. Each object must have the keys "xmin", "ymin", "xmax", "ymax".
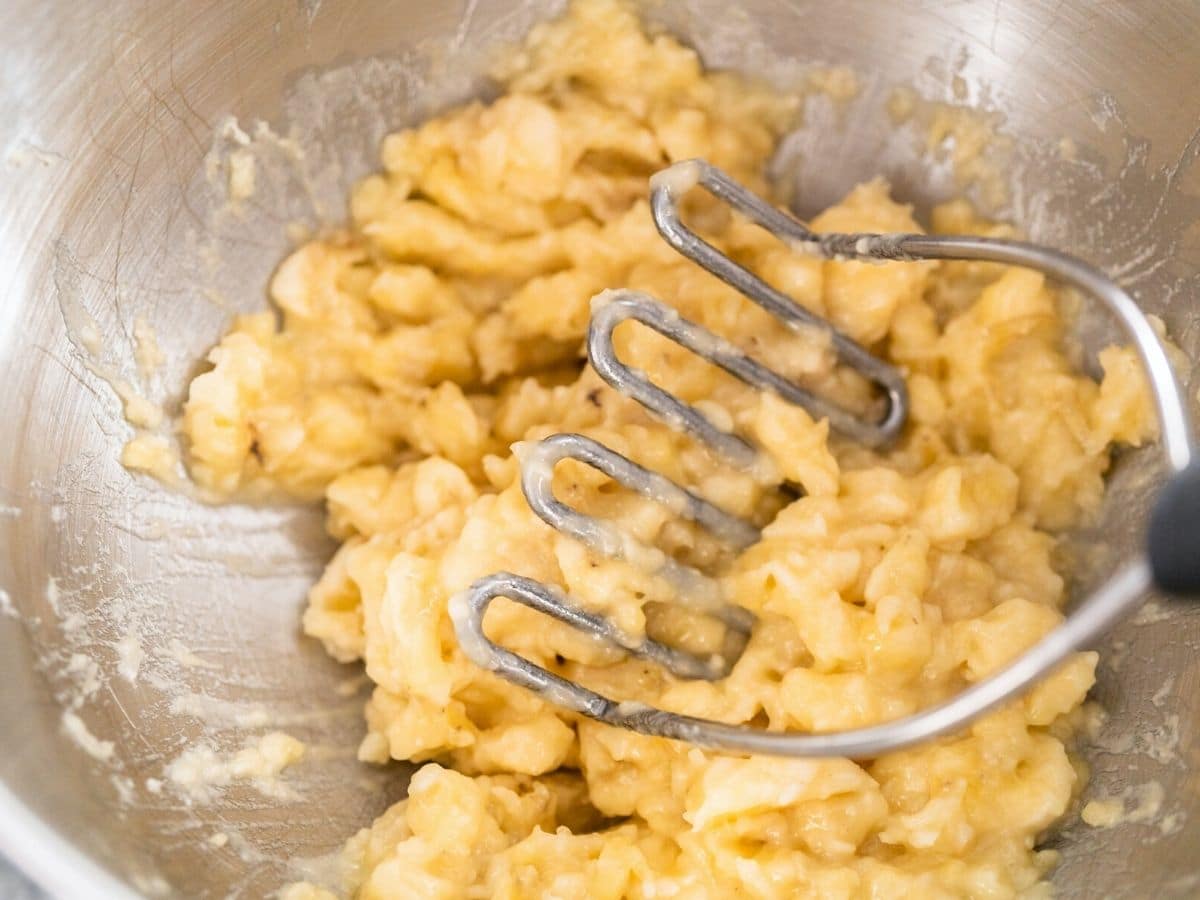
[{"xmin": 0, "ymin": 1, "xmax": 1198, "ymax": 897}]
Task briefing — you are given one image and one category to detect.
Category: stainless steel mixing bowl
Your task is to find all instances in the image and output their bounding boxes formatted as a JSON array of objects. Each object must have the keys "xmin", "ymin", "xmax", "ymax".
[{"xmin": 1, "ymin": 1, "xmax": 1198, "ymax": 897}]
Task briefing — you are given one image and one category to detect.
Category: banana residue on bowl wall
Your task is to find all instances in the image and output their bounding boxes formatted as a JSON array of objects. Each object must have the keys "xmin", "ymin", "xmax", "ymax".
[
  {"xmin": 22, "ymin": 0, "xmax": 1195, "ymax": 896},
  {"xmin": 885, "ymin": 85, "xmax": 1013, "ymax": 211},
  {"xmin": 166, "ymin": 732, "xmax": 306, "ymax": 803}
]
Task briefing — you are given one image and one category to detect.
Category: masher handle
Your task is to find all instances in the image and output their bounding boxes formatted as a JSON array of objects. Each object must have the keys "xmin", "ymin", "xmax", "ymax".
[{"xmin": 1149, "ymin": 460, "xmax": 1200, "ymax": 594}]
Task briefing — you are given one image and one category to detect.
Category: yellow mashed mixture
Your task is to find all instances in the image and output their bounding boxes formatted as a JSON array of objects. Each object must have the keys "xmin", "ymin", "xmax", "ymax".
[{"xmin": 180, "ymin": 1, "xmax": 1156, "ymax": 896}]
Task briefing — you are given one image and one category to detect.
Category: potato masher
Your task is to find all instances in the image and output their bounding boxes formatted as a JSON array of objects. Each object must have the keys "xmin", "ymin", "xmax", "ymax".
[{"xmin": 450, "ymin": 159, "xmax": 1199, "ymax": 758}]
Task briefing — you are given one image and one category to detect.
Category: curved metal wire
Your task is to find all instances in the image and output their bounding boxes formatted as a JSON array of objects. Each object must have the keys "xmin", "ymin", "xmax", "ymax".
[
  {"xmin": 518, "ymin": 432, "xmax": 756, "ymax": 639},
  {"xmin": 451, "ymin": 159, "xmax": 1194, "ymax": 758},
  {"xmin": 649, "ymin": 159, "xmax": 909, "ymax": 448}
]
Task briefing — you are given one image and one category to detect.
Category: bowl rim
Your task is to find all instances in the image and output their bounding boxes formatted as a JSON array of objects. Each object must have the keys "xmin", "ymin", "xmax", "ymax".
[{"xmin": 0, "ymin": 782, "xmax": 133, "ymax": 900}]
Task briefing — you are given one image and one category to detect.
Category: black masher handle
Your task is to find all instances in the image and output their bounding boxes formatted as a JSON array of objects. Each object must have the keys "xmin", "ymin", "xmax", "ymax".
[{"xmin": 1149, "ymin": 459, "xmax": 1200, "ymax": 595}]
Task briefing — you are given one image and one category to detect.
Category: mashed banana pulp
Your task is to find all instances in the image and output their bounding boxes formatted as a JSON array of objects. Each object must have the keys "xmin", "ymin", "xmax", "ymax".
[{"xmin": 181, "ymin": 1, "xmax": 1155, "ymax": 896}]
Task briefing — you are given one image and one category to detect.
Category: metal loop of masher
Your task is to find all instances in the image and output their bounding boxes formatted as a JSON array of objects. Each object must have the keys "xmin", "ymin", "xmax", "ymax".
[
  {"xmin": 647, "ymin": 159, "xmax": 909, "ymax": 449},
  {"xmin": 518, "ymin": 433, "xmax": 757, "ymax": 647},
  {"xmin": 451, "ymin": 158, "xmax": 1195, "ymax": 758}
]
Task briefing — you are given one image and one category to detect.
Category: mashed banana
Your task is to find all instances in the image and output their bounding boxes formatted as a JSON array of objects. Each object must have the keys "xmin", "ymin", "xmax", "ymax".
[{"xmin": 181, "ymin": 2, "xmax": 1156, "ymax": 896}]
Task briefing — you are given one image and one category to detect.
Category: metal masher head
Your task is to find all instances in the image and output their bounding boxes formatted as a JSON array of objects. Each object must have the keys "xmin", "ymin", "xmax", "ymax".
[{"xmin": 450, "ymin": 158, "xmax": 1199, "ymax": 758}]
